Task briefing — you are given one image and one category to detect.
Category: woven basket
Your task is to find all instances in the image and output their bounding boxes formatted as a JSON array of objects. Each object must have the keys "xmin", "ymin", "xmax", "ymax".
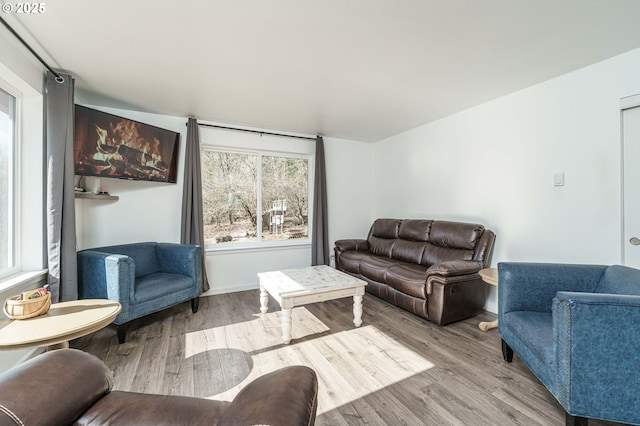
[{"xmin": 3, "ymin": 292, "xmax": 51, "ymax": 320}]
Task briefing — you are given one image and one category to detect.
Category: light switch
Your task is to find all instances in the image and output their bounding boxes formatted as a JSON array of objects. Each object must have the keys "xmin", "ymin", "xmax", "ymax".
[{"xmin": 553, "ymin": 172, "xmax": 565, "ymax": 187}]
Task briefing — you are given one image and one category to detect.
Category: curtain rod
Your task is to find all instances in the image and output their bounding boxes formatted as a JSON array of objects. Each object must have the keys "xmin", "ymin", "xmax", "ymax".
[
  {"xmin": 195, "ymin": 122, "xmax": 317, "ymax": 141},
  {"xmin": 0, "ymin": 16, "xmax": 64, "ymax": 83}
]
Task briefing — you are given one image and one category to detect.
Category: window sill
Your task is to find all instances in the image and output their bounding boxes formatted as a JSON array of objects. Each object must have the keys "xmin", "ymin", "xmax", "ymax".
[
  {"xmin": 205, "ymin": 240, "xmax": 311, "ymax": 255},
  {"xmin": 0, "ymin": 270, "xmax": 48, "ymax": 296}
]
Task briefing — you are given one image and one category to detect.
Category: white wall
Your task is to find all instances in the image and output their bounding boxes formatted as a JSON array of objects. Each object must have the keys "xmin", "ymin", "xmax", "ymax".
[
  {"xmin": 75, "ymin": 110, "xmax": 374, "ymax": 294},
  {"xmin": 373, "ymin": 47, "xmax": 640, "ymax": 313},
  {"xmin": 325, "ymin": 136, "xmax": 375, "ymax": 248},
  {"xmin": 0, "ymin": 18, "xmax": 45, "ymax": 92}
]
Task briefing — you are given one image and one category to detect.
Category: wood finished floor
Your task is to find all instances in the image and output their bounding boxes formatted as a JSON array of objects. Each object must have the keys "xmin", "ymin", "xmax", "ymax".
[{"xmin": 71, "ymin": 291, "xmax": 623, "ymax": 426}]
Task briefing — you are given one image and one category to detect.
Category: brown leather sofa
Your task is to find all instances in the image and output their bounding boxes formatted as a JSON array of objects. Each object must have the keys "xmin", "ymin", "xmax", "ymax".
[
  {"xmin": 0, "ymin": 349, "xmax": 318, "ymax": 426},
  {"xmin": 335, "ymin": 218, "xmax": 495, "ymax": 325}
]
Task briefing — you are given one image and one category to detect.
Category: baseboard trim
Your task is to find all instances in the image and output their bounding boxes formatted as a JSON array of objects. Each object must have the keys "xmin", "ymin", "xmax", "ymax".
[{"xmin": 203, "ymin": 282, "xmax": 259, "ymax": 296}]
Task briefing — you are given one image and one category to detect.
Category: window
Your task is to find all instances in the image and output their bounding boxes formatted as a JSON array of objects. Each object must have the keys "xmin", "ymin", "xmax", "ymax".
[
  {"xmin": 201, "ymin": 149, "xmax": 310, "ymax": 247},
  {"xmin": 0, "ymin": 88, "xmax": 16, "ymax": 277}
]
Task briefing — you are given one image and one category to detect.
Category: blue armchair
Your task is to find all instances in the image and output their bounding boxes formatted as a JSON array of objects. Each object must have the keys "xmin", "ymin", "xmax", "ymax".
[
  {"xmin": 498, "ymin": 262, "xmax": 640, "ymax": 426},
  {"xmin": 77, "ymin": 242, "xmax": 202, "ymax": 343}
]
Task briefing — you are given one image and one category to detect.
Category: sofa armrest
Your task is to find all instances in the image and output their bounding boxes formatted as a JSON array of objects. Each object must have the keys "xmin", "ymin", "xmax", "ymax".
[
  {"xmin": 334, "ymin": 239, "xmax": 369, "ymax": 253},
  {"xmin": 553, "ymin": 291, "xmax": 640, "ymax": 421},
  {"xmin": 424, "ymin": 261, "xmax": 487, "ymax": 325},
  {"xmin": 426, "ymin": 260, "xmax": 483, "ymax": 278},
  {"xmin": 217, "ymin": 366, "xmax": 318, "ymax": 426},
  {"xmin": 78, "ymin": 366, "xmax": 318, "ymax": 426},
  {"xmin": 424, "ymin": 260, "xmax": 483, "ymax": 297},
  {"xmin": 156, "ymin": 243, "xmax": 201, "ymax": 279},
  {"xmin": 0, "ymin": 349, "xmax": 112, "ymax": 426},
  {"xmin": 77, "ymin": 250, "xmax": 134, "ymax": 323},
  {"xmin": 498, "ymin": 262, "xmax": 607, "ymax": 315}
]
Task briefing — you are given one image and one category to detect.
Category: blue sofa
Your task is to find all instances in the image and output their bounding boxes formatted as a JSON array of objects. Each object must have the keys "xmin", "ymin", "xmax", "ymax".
[
  {"xmin": 77, "ymin": 242, "xmax": 202, "ymax": 343},
  {"xmin": 498, "ymin": 262, "xmax": 640, "ymax": 426}
]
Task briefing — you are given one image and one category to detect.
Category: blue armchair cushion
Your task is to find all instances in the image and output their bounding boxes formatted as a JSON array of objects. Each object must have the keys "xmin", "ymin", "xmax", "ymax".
[
  {"xmin": 134, "ymin": 273, "xmax": 195, "ymax": 303},
  {"xmin": 95, "ymin": 242, "xmax": 161, "ymax": 278},
  {"xmin": 503, "ymin": 311, "xmax": 555, "ymax": 389},
  {"xmin": 595, "ymin": 264, "xmax": 640, "ymax": 295}
]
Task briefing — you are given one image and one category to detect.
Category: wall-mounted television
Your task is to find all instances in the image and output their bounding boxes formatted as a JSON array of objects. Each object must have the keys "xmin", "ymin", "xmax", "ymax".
[{"xmin": 74, "ymin": 105, "xmax": 180, "ymax": 183}]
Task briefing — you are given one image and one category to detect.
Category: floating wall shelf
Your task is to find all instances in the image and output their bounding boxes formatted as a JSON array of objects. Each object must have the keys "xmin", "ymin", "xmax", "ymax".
[{"xmin": 74, "ymin": 193, "xmax": 119, "ymax": 201}]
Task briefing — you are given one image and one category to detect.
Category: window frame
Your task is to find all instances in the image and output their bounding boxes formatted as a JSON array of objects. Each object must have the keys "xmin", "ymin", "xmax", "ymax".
[
  {"xmin": 200, "ymin": 145, "xmax": 314, "ymax": 252},
  {"xmin": 0, "ymin": 85, "xmax": 18, "ymax": 279}
]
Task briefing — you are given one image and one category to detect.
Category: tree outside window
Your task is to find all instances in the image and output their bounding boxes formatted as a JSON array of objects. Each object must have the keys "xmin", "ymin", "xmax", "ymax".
[{"xmin": 201, "ymin": 149, "xmax": 309, "ymax": 246}]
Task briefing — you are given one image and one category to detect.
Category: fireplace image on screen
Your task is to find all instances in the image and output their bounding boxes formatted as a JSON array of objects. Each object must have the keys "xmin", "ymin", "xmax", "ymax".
[{"xmin": 74, "ymin": 105, "xmax": 180, "ymax": 183}]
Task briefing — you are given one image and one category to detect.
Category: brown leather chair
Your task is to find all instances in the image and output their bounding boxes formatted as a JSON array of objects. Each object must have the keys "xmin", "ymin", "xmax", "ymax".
[{"xmin": 0, "ymin": 349, "xmax": 318, "ymax": 426}]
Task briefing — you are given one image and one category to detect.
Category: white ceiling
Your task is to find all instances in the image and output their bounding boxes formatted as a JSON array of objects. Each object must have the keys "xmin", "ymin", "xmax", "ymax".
[{"xmin": 8, "ymin": 0, "xmax": 640, "ymax": 142}]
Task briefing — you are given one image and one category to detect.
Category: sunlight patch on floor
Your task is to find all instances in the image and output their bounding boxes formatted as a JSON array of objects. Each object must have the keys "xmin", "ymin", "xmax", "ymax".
[
  {"xmin": 184, "ymin": 306, "xmax": 330, "ymax": 358},
  {"xmin": 184, "ymin": 308, "xmax": 435, "ymax": 413}
]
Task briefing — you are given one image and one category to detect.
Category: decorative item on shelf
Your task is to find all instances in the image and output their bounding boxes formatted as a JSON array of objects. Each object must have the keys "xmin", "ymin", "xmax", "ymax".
[
  {"xmin": 3, "ymin": 287, "xmax": 51, "ymax": 320},
  {"xmin": 98, "ymin": 190, "xmax": 110, "ymax": 196},
  {"xmin": 84, "ymin": 176, "xmax": 101, "ymax": 194},
  {"xmin": 74, "ymin": 175, "xmax": 85, "ymax": 193}
]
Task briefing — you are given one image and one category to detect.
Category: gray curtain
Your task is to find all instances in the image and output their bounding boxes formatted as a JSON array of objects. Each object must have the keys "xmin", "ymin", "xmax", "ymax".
[
  {"xmin": 45, "ymin": 71, "xmax": 77, "ymax": 303},
  {"xmin": 311, "ymin": 135, "xmax": 330, "ymax": 266},
  {"xmin": 181, "ymin": 118, "xmax": 210, "ymax": 292}
]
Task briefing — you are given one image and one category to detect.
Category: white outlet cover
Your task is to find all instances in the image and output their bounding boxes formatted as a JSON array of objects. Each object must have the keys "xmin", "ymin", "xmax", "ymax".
[{"xmin": 553, "ymin": 172, "xmax": 565, "ymax": 186}]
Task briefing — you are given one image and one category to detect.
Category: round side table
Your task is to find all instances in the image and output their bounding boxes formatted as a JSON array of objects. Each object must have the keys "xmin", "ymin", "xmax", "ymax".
[
  {"xmin": 0, "ymin": 299, "xmax": 121, "ymax": 350},
  {"xmin": 478, "ymin": 268, "xmax": 498, "ymax": 331}
]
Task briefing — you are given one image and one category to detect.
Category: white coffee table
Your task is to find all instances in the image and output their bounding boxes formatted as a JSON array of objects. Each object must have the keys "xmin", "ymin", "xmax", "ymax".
[{"xmin": 258, "ymin": 265, "xmax": 367, "ymax": 344}]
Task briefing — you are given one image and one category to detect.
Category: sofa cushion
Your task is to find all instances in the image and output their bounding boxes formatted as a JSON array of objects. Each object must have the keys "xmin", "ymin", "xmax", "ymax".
[
  {"xmin": 369, "ymin": 236, "xmax": 396, "ymax": 257},
  {"xmin": 398, "ymin": 220, "xmax": 432, "ymax": 241},
  {"xmin": 392, "ymin": 240, "xmax": 427, "ymax": 264},
  {"xmin": 338, "ymin": 251, "xmax": 369, "ymax": 275},
  {"xmin": 134, "ymin": 273, "xmax": 195, "ymax": 303},
  {"xmin": 359, "ymin": 256, "xmax": 398, "ymax": 283},
  {"xmin": 595, "ymin": 265, "xmax": 640, "ymax": 295},
  {"xmin": 387, "ymin": 264, "xmax": 428, "ymax": 299},
  {"xmin": 370, "ymin": 219, "xmax": 401, "ymax": 239},
  {"xmin": 429, "ymin": 221, "xmax": 484, "ymax": 250},
  {"xmin": 421, "ymin": 244, "xmax": 474, "ymax": 267}
]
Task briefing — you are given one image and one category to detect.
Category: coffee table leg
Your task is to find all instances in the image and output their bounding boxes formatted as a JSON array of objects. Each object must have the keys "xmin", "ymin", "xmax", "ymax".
[
  {"xmin": 353, "ymin": 295, "xmax": 363, "ymax": 327},
  {"xmin": 259, "ymin": 285, "xmax": 269, "ymax": 314},
  {"xmin": 281, "ymin": 308, "xmax": 292, "ymax": 344}
]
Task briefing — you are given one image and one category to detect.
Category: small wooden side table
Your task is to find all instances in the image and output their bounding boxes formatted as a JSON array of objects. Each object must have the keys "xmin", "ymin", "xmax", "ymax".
[
  {"xmin": 479, "ymin": 268, "xmax": 498, "ymax": 331},
  {"xmin": 0, "ymin": 299, "xmax": 121, "ymax": 350}
]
